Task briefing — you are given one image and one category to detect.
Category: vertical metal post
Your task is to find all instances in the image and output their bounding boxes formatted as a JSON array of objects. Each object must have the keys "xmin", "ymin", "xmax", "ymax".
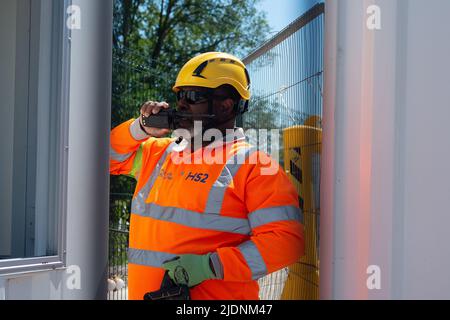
[{"xmin": 64, "ymin": 0, "xmax": 113, "ymax": 299}]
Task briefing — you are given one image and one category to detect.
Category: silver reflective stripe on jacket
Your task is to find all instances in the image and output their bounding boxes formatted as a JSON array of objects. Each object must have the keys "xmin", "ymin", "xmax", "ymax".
[
  {"xmin": 132, "ymin": 202, "xmax": 251, "ymax": 235},
  {"xmin": 128, "ymin": 248, "xmax": 176, "ymax": 267},
  {"xmin": 248, "ymin": 205, "xmax": 301, "ymax": 229},
  {"xmin": 110, "ymin": 146, "xmax": 133, "ymax": 162},
  {"xmin": 238, "ymin": 240, "xmax": 267, "ymax": 280},
  {"xmin": 204, "ymin": 146, "xmax": 257, "ymax": 214}
]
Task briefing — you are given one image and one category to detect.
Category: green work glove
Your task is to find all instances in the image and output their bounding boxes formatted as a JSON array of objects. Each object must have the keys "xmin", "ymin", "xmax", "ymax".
[{"xmin": 162, "ymin": 253, "xmax": 217, "ymax": 288}]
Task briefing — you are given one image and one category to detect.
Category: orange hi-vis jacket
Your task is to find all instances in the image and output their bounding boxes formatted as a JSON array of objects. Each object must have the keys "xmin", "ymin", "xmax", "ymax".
[{"xmin": 110, "ymin": 119, "xmax": 304, "ymax": 300}]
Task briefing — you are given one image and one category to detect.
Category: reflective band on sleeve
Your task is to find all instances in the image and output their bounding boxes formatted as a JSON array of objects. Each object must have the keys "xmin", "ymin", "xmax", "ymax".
[
  {"xmin": 129, "ymin": 118, "xmax": 150, "ymax": 141},
  {"xmin": 210, "ymin": 252, "xmax": 224, "ymax": 279},
  {"xmin": 248, "ymin": 205, "xmax": 302, "ymax": 229},
  {"xmin": 110, "ymin": 146, "xmax": 133, "ymax": 162},
  {"xmin": 204, "ymin": 146, "xmax": 257, "ymax": 214},
  {"xmin": 131, "ymin": 202, "xmax": 251, "ymax": 235},
  {"xmin": 128, "ymin": 248, "xmax": 176, "ymax": 267},
  {"xmin": 238, "ymin": 240, "xmax": 267, "ymax": 280},
  {"xmin": 129, "ymin": 145, "xmax": 144, "ymax": 179}
]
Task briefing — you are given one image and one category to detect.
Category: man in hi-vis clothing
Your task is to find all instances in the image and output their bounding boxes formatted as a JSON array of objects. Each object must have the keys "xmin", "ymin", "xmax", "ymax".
[{"xmin": 110, "ymin": 52, "xmax": 304, "ymax": 300}]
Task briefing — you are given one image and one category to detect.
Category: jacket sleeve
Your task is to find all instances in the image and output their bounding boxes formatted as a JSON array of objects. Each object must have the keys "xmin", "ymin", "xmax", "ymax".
[
  {"xmin": 110, "ymin": 118, "xmax": 152, "ymax": 179},
  {"xmin": 216, "ymin": 151, "xmax": 305, "ymax": 282}
]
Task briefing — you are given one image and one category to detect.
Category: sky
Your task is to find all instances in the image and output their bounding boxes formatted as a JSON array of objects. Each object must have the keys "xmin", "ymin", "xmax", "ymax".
[{"xmin": 256, "ymin": 0, "xmax": 323, "ymax": 33}]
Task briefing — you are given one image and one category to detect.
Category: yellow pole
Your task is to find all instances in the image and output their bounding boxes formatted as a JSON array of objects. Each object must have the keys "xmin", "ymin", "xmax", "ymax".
[{"xmin": 281, "ymin": 117, "xmax": 322, "ymax": 300}]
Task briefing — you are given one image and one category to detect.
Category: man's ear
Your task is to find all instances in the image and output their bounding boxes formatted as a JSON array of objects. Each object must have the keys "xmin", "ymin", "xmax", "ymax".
[{"xmin": 221, "ymin": 98, "xmax": 235, "ymax": 114}]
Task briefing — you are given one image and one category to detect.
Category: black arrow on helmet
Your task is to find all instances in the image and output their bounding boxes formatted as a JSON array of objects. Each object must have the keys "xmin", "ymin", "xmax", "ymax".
[{"xmin": 192, "ymin": 60, "xmax": 208, "ymax": 79}]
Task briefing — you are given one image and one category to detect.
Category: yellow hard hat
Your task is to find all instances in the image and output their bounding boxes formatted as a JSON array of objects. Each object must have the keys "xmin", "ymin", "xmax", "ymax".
[{"xmin": 172, "ymin": 52, "xmax": 251, "ymax": 101}]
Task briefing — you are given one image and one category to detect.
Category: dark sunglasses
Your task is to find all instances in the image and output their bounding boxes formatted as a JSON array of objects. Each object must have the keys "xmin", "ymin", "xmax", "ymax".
[
  {"xmin": 176, "ymin": 90, "xmax": 209, "ymax": 104},
  {"xmin": 176, "ymin": 90, "xmax": 230, "ymax": 104}
]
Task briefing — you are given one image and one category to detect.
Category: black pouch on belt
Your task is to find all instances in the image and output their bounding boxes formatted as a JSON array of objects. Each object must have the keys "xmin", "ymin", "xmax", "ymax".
[{"xmin": 143, "ymin": 270, "xmax": 190, "ymax": 300}]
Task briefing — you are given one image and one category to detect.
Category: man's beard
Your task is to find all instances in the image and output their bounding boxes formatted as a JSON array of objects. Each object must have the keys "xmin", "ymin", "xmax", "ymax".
[
  {"xmin": 176, "ymin": 117, "xmax": 215, "ymax": 138},
  {"xmin": 173, "ymin": 120, "xmax": 208, "ymax": 147}
]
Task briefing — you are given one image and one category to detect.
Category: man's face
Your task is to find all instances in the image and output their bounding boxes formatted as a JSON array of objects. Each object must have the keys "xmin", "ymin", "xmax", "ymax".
[
  {"xmin": 175, "ymin": 86, "xmax": 234, "ymax": 133},
  {"xmin": 176, "ymin": 86, "xmax": 209, "ymax": 130}
]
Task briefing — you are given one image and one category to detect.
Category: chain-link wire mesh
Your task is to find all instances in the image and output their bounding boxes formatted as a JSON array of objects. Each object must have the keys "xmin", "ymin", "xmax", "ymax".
[
  {"xmin": 108, "ymin": 193, "xmax": 132, "ymax": 300},
  {"xmin": 112, "ymin": 47, "xmax": 172, "ymax": 126},
  {"xmin": 242, "ymin": 3, "xmax": 324, "ymax": 300}
]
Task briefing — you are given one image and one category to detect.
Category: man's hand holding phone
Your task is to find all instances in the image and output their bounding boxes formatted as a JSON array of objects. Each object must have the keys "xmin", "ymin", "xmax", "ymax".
[{"xmin": 139, "ymin": 101, "xmax": 171, "ymax": 137}]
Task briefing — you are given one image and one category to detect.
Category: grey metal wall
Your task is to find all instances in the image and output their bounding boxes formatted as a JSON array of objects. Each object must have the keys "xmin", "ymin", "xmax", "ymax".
[
  {"xmin": 322, "ymin": 0, "xmax": 450, "ymax": 299},
  {"xmin": 0, "ymin": 0, "xmax": 17, "ymax": 258}
]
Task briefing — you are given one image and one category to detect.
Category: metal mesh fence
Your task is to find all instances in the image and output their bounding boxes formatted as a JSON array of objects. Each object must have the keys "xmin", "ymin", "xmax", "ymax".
[
  {"xmin": 111, "ymin": 47, "xmax": 172, "ymax": 128},
  {"xmin": 241, "ymin": 3, "xmax": 324, "ymax": 134},
  {"xmin": 108, "ymin": 193, "xmax": 132, "ymax": 300},
  {"xmin": 243, "ymin": 3, "xmax": 324, "ymax": 300}
]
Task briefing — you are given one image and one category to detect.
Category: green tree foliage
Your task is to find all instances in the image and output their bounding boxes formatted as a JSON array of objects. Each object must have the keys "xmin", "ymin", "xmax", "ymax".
[
  {"xmin": 112, "ymin": 0, "xmax": 270, "ymax": 120},
  {"xmin": 113, "ymin": 0, "xmax": 270, "ymax": 62}
]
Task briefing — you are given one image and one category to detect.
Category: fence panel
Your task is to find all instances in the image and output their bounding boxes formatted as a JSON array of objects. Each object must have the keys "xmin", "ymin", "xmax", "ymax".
[
  {"xmin": 108, "ymin": 193, "xmax": 132, "ymax": 300},
  {"xmin": 242, "ymin": 3, "xmax": 324, "ymax": 300}
]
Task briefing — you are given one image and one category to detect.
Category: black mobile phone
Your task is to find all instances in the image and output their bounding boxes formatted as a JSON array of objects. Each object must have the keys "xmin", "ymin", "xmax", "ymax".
[
  {"xmin": 141, "ymin": 109, "xmax": 215, "ymax": 130},
  {"xmin": 141, "ymin": 109, "xmax": 174, "ymax": 129}
]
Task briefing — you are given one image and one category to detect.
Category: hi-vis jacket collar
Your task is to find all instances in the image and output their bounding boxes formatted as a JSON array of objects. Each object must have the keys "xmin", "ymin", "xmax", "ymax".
[{"xmin": 168, "ymin": 127, "xmax": 246, "ymax": 153}]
